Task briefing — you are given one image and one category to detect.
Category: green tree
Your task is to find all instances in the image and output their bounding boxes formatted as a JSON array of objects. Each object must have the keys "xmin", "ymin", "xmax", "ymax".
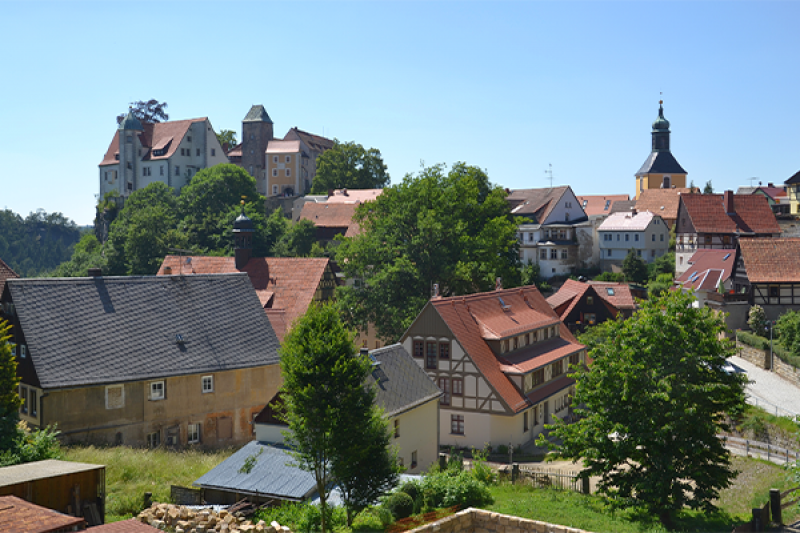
[
  {"xmin": 335, "ymin": 162, "xmax": 521, "ymax": 341},
  {"xmin": 622, "ymin": 249, "xmax": 648, "ymax": 285},
  {"xmin": 748, "ymin": 305, "xmax": 769, "ymax": 338},
  {"xmin": 273, "ymin": 219, "xmax": 317, "ymax": 258},
  {"xmin": 647, "ymin": 272, "xmax": 674, "ymax": 298},
  {"xmin": 116, "ymin": 99, "xmax": 168, "ymax": 125},
  {"xmin": 0, "ymin": 321, "xmax": 22, "ymax": 453},
  {"xmin": 49, "ymin": 233, "xmax": 108, "ymax": 277},
  {"xmin": 310, "ymin": 140, "xmax": 390, "ymax": 194},
  {"xmin": 280, "ymin": 303, "xmax": 398, "ymax": 532},
  {"xmin": 704, "ymin": 180, "xmax": 714, "ymax": 194},
  {"xmin": 216, "ymin": 129, "xmax": 237, "ymax": 149},
  {"xmin": 648, "ymin": 251, "xmax": 675, "ymax": 280},
  {"xmin": 540, "ymin": 290, "xmax": 747, "ymax": 529}
]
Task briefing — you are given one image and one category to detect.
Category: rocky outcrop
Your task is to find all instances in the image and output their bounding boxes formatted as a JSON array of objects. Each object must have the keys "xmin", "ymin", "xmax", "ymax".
[{"xmin": 137, "ymin": 503, "xmax": 293, "ymax": 533}]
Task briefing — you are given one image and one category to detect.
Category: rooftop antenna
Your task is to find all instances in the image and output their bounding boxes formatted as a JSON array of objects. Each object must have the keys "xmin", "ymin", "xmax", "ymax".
[
  {"xmin": 545, "ymin": 164, "xmax": 553, "ymax": 188},
  {"xmin": 748, "ymin": 177, "xmax": 758, "ymax": 187}
]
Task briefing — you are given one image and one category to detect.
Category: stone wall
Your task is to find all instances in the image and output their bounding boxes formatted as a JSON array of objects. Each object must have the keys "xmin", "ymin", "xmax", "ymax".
[
  {"xmin": 408, "ymin": 507, "xmax": 594, "ymax": 533},
  {"xmin": 736, "ymin": 342, "xmax": 770, "ymax": 369}
]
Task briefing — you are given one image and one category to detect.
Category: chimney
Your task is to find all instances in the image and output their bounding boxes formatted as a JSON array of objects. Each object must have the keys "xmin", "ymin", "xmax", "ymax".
[
  {"xmin": 327, "ymin": 189, "xmax": 334, "ymax": 197},
  {"xmin": 723, "ymin": 190, "xmax": 734, "ymax": 214},
  {"xmin": 163, "ymin": 266, "xmax": 172, "ymax": 275},
  {"xmin": 88, "ymin": 268, "xmax": 102, "ymax": 277},
  {"xmin": 432, "ymin": 283, "xmax": 440, "ymax": 298},
  {"xmin": 495, "ymin": 277, "xmax": 502, "ymax": 291},
  {"xmin": 342, "ymin": 188, "xmax": 348, "ymax": 196},
  {"xmin": 768, "ymin": 182, "xmax": 774, "ymax": 188}
]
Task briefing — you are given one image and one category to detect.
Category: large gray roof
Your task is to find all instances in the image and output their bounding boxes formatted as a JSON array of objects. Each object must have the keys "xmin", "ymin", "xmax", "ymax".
[
  {"xmin": 368, "ymin": 344, "xmax": 441, "ymax": 417},
  {"xmin": 243, "ymin": 105, "xmax": 273, "ymax": 124},
  {"xmin": 7, "ymin": 274, "xmax": 280, "ymax": 389},
  {"xmin": 636, "ymin": 150, "xmax": 687, "ymax": 176},
  {"xmin": 194, "ymin": 442, "xmax": 315, "ymax": 501}
]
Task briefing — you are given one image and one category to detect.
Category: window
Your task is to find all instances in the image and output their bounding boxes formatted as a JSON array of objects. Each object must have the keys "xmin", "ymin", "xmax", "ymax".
[
  {"xmin": 569, "ymin": 352, "xmax": 580, "ymax": 366},
  {"xmin": 652, "ymin": 234, "xmax": 656, "ymax": 242},
  {"xmin": 552, "ymin": 359, "xmax": 564, "ymax": 377},
  {"xmin": 634, "ymin": 234, "xmax": 639, "ymax": 242},
  {"xmin": 211, "ymin": 149, "xmax": 216, "ymax": 157},
  {"xmin": 604, "ymin": 200, "xmax": 611, "ymax": 211},
  {"xmin": 651, "ymin": 250, "xmax": 656, "ymax": 258},
  {"xmin": 413, "ymin": 340, "xmax": 424, "ymax": 358},
  {"xmin": 560, "ymin": 249, "xmax": 567, "ymax": 260},
  {"xmin": 439, "ymin": 342, "xmax": 450, "ymax": 360},
  {"xmin": 524, "ymin": 411, "xmax": 529, "ymax": 432},
  {"xmin": 540, "ymin": 249, "xmax": 547, "ymax": 260},
  {"xmin": 160, "ymin": 165, "xmax": 164, "ymax": 176},
  {"xmin": 175, "ymin": 166, "xmax": 180, "ymax": 176},
  {"xmin": 770, "ymin": 286, "xmax": 779, "ymax": 298},
  {"xmin": 273, "ymin": 155, "xmax": 278, "ymax": 163},
  {"xmin": 532, "ymin": 368, "xmax": 544, "ymax": 387},
  {"xmin": 272, "ymin": 185, "xmax": 279, "ymax": 195},
  {"xmin": 606, "ymin": 287, "xmax": 615, "ymax": 296},
  {"xmin": 196, "ymin": 149, "xmax": 200, "ymax": 156},
  {"xmin": 411, "ymin": 451, "xmax": 418, "ymax": 469},
  {"xmin": 188, "ymin": 423, "xmax": 201, "ymax": 444},
  {"xmin": 607, "ymin": 249, "xmax": 612, "ymax": 257},
  {"xmin": 625, "ymin": 234, "xmax": 629, "ymax": 241},
  {"xmin": 286, "ymin": 169, "xmax": 291, "ymax": 177},
  {"xmin": 20, "ymin": 345, "xmax": 26, "ymax": 358},
  {"xmin": 501, "ymin": 339, "xmax": 508, "ymax": 353},
  {"xmin": 723, "ymin": 235, "xmax": 732, "ymax": 245},
  {"xmin": 147, "ymin": 431, "xmax": 161, "ymax": 448},
  {"xmin": 150, "ymin": 381, "xmax": 165, "ymax": 400},
  {"xmin": 394, "ymin": 419, "xmax": 399, "ymax": 438},
  {"xmin": 105, "ymin": 385, "xmax": 125, "ymax": 409},
  {"xmin": 451, "ymin": 415, "xmax": 464, "ymax": 435},
  {"xmin": 705, "ymin": 235, "xmax": 712, "ymax": 245},
  {"xmin": 550, "ymin": 249, "xmax": 557, "ymax": 260},
  {"xmin": 660, "ymin": 234, "xmax": 664, "ymax": 242},
  {"xmin": 19, "ymin": 386, "xmax": 27, "ymax": 414},
  {"xmin": 512, "ymin": 336, "xmax": 518, "ymax": 350},
  {"xmin": 126, "ymin": 135, "xmax": 132, "ymax": 143},
  {"xmin": 603, "ymin": 234, "xmax": 611, "ymax": 241},
  {"xmin": 528, "ymin": 233, "xmax": 534, "ymax": 242},
  {"xmin": 202, "ymin": 375, "xmax": 214, "ymax": 393},
  {"xmin": 285, "ymin": 155, "xmax": 291, "ymax": 163},
  {"xmin": 585, "ymin": 313, "xmax": 596, "ymax": 325},
  {"xmin": 187, "ymin": 136, "xmax": 192, "ymax": 142},
  {"xmin": 616, "ymin": 234, "xmax": 620, "ymax": 241},
  {"xmin": 452, "ymin": 378, "xmax": 463, "ymax": 396},
  {"xmin": 30, "ymin": 390, "xmax": 37, "ymax": 416},
  {"xmin": 180, "ymin": 148, "xmax": 185, "ymax": 156},
  {"xmin": 426, "ymin": 342, "xmax": 437, "ymax": 369},
  {"xmin": 272, "ymin": 169, "xmax": 277, "ymax": 177},
  {"xmin": 636, "ymin": 249, "xmax": 642, "ymax": 257},
  {"xmin": 438, "ymin": 377, "xmax": 450, "ymax": 406},
  {"xmin": 586, "ymin": 296, "xmax": 594, "ymax": 305}
]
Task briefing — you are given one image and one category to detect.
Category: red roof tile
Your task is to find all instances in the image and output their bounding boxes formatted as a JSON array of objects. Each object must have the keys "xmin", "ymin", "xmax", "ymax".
[
  {"xmin": 325, "ymin": 189, "xmax": 383, "ymax": 204},
  {"xmin": 525, "ymin": 375, "xmax": 575, "ymax": 405},
  {"xmin": 299, "ymin": 203, "xmax": 361, "ymax": 237},
  {"xmin": 738, "ymin": 238, "xmax": 800, "ymax": 283},
  {"xmin": 576, "ymin": 194, "xmax": 629, "ymax": 216},
  {"xmin": 157, "ymin": 256, "xmax": 331, "ymax": 337},
  {"xmin": 89, "ymin": 519, "xmax": 159, "ymax": 532},
  {"xmin": 586, "ymin": 282, "xmax": 636, "ymax": 310},
  {"xmin": 635, "ymin": 188, "xmax": 694, "ymax": 224},
  {"xmin": 430, "ymin": 286, "xmax": 584, "ymax": 413},
  {"xmin": 546, "ymin": 279, "xmax": 622, "ymax": 321},
  {"xmin": 99, "ymin": 118, "xmax": 207, "ymax": 166},
  {"xmin": 676, "ymin": 249, "xmax": 736, "ymax": 289},
  {"xmin": 0, "ymin": 257, "xmax": 19, "ymax": 289},
  {"xmin": 680, "ymin": 194, "xmax": 780, "ymax": 235},
  {"xmin": 0, "ymin": 495, "xmax": 86, "ymax": 533}
]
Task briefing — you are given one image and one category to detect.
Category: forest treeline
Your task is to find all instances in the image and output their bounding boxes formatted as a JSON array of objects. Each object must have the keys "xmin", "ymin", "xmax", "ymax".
[{"xmin": 0, "ymin": 209, "xmax": 82, "ymax": 277}]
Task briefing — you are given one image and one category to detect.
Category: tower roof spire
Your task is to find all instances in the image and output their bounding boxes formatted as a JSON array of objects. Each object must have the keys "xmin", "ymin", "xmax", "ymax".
[{"xmin": 652, "ymin": 100, "xmax": 670, "ymax": 131}]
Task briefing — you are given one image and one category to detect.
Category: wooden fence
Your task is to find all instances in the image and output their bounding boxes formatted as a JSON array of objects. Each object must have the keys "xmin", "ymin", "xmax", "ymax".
[
  {"xmin": 721, "ymin": 435, "xmax": 800, "ymax": 464},
  {"xmin": 513, "ymin": 465, "xmax": 590, "ymax": 494}
]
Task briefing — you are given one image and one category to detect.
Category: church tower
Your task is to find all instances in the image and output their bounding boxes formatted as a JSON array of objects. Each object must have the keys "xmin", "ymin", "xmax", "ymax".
[
  {"xmin": 233, "ymin": 203, "xmax": 255, "ymax": 270},
  {"xmin": 241, "ymin": 105, "xmax": 274, "ymax": 194},
  {"xmin": 635, "ymin": 101, "xmax": 687, "ymax": 199}
]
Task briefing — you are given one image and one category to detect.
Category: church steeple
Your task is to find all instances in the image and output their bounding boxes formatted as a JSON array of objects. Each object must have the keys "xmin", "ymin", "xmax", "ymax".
[
  {"xmin": 233, "ymin": 200, "xmax": 254, "ymax": 270},
  {"xmin": 651, "ymin": 101, "xmax": 671, "ymax": 152}
]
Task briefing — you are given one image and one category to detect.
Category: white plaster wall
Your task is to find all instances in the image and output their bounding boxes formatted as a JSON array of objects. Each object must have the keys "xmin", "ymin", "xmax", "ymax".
[
  {"xmin": 440, "ymin": 408, "xmax": 493, "ymax": 449},
  {"xmin": 254, "ymin": 423, "xmax": 286, "ymax": 444},
  {"xmin": 392, "ymin": 399, "xmax": 439, "ymax": 474}
]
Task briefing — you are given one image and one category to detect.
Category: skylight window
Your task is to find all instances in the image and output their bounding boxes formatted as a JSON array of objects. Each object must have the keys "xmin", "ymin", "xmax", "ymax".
[
  {"xmin": 498, "ymin": 297, "xmax": 511, "ymax": 311},
  {"xmin": 723, "ymin": 253, "xmax": 731, "ymax": 261},
  {"xmin": 606, "ymin": 288, "xmax": 615, "ymax": 296},
  {"xmin": 604, "ymin": 200, "xmax": 611, "ymax": 211}
]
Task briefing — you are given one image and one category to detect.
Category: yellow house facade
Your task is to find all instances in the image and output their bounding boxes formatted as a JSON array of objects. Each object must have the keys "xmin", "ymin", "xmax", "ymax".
[{"xmin": 785, "ymin": 170, "xmax": 800, "ymax": 214}]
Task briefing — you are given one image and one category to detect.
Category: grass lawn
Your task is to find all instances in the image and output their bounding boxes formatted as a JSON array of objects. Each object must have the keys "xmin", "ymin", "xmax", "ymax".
[
  {"xmin": 63, "ymin": 446, "xmax": 234, "ymax": 522},
  {"xmin": 486, "ymin": 455, "xmax": 799, "ymax": 533}
]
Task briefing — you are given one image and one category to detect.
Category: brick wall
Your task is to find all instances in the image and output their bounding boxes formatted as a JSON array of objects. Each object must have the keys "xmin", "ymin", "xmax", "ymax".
[{"xmin": 408, "ymin": 508, "xmax": 595, "ymax": 533}]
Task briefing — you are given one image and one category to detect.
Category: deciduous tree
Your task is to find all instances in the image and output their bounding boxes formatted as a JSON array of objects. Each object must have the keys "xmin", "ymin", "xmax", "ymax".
[
  {"xmin": 335, "ymin": 162, "xmax": 521, "ymax": 341},
  {"xmin": 116, "ymin": 99, "xmax": 169, "ymax": 125},
  {"xmin": 622, "ymin": 248, "xmax": 648, "ymax": 285},
  {"xmin": 280, "ymin": 303, "xmax": 398, "ymax": 532},
  {"xmin": 216, "ymin": 129, "xmax": 237, "ymax": 150},
  {"xmin": 310, "ymin": 140, "xmax": 390, "ymax": 194},
  {"xmin": 542, "ymin": 290, "xmax": 747, "ymax": 529},
  {"xmin": 0, "ymin": 321, "xmax": 21, "ymax": 453}
]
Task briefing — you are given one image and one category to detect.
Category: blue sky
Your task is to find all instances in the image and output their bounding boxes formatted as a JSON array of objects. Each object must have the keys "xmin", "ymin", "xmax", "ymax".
[{"xmin": 2, "ymin": 1, "xmax": 798, "ymax": 226}]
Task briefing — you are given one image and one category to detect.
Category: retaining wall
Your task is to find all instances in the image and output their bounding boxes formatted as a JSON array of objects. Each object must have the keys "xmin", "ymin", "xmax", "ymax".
[{"xmin": 408, "ymin": 508, "xmax": 594, "ymax": 533}]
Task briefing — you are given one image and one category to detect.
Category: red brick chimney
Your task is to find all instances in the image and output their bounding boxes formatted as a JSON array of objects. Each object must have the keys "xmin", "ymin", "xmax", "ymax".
[{"xmin": 723, "ymin": 190, "xmax": 734, "ymax": 214}]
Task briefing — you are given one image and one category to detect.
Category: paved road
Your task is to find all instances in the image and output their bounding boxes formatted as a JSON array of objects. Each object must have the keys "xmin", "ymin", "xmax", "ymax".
[{"xmin": 728, "ymin": 355, "xmax": 800, "ymax": 418}]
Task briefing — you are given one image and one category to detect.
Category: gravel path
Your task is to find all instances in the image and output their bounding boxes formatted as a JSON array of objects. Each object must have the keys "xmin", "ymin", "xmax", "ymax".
[{"xmin": 728, "ymin": 355, "xmax": 800, "ymax": 417}]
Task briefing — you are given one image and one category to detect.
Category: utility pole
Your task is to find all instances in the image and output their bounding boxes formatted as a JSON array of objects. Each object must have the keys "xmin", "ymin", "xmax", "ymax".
[{"xmin": 545, "ymin": 164, "xmax": 553, "ymax": 188}]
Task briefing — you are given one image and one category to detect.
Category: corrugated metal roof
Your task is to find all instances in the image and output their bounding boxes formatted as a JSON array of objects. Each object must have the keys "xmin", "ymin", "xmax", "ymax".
[
  {"xmin": 0, "ymin": 459, "xmax": 103, "ymax": 487},
  {"xmin": 194, "ymin": 442, "xmax": 316, "ymax": 501}
]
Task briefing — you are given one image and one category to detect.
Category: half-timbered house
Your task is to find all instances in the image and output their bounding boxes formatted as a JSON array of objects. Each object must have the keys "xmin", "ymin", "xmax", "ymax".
[
  {"xmin": 400, "ymin": 285, "xmax": 586, "ymax": 449},
  {"xmin": 733, "ymin": 238, "xmax": 800, "ymax": 318}
]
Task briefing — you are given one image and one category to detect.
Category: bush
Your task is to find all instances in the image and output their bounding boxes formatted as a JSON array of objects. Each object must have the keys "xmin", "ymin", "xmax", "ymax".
[
  {"xmin": 737, "ymin": 330, "xmax": 768, "ymax": 350},
  {"xmin": 385, "ymin": 491, "xmax": 415, "ymax": 520},
  {"xmin": 594, "ymin": 271, "xmax": 625, "ymax": 282},
  {"xmin": 470, "ymin": 448, "xmax": 496, "ymax": 486},
  {"xmin": 748, "ymin": 305, "xmax": 768, "ymax": 337},
  {"xmin": 420, "ymin": 470, "xmax": 493, "ymax": 510}
]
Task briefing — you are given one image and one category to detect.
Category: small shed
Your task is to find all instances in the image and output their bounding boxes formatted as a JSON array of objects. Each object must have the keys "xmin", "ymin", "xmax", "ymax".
[
  {"xmin": 0, "ymin": 494, "xmax": 86, "ymax": 532},
  {"xmin": 0, "ymin": 460, "xmax": 105, "ymax": 525}
]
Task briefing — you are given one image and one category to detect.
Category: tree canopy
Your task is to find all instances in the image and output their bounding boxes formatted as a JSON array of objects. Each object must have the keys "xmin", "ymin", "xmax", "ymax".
[
  {"xmin": 116, "ymin": 99, "xmax": 169, "ymax": 125},
  {"xmin": 0, "ymin": 209, "xmax": 81, "ymax": 277},
  {"xmin": 704, "ymin": 180, "xmax": 714, "ymax": 194},
  {"xmin": 216, "ymin": 129, "xmax": 237, "ymax": 149},
  {"xmin": 335, "ymin": 163, "xmax": 521, "ymax": 342},
  {"xmin": 0, "ymin": 321, "xmax": 22, "ymax": 453},
  {"xmin": 310, "ymin": 140, "xmax": 390, "ymax": 194},
  {"xmin": 280, "ymin": 303, "xmax": 399, "ymax": 532},
  {"xmin": 541, "ymin": 290, "xmax": 747, "ymax": 529},
  {"xmin": 622, "ymin": 248, "xmax": 648, "ymax": 285}
]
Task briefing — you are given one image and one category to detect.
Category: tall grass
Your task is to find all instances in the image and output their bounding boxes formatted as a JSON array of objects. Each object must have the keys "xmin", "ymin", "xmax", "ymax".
[{"xmin": 63, "ymin": 446, "xmax": 233, "ymax": 522}]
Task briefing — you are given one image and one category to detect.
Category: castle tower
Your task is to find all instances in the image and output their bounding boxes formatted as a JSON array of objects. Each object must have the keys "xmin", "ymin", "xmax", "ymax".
[
  {"xmin": 635, "ymin": 101, "xmax": 687, "ymax": 199},
  {"xmin": 233, "ymin": 204, "xmax": 255, "ymax": 270},
  {"xmin": 241, "ymin": 105, "xmax": 274, "ymax": 193},
  {"xmin": 118, "ymin": 108, "xmax": 143, "ymax": 197}
]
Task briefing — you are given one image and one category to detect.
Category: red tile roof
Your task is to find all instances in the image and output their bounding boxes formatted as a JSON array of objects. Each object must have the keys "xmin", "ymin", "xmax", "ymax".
[
  {"xmin": 738, "ymin": 238, "xmax": 800, "ymax": 283},
  {"xmin": 675, "ymin": 249, "xmax": 736, "ymax": 290},
  {"xmin": 635, "ymin": 188, "xmax": 694, "ymax": 223},
  {"xmin": 100, "ymin": 118, "xmax": 207, "ymax": 166},
  {"xmin": 325, "ymin": 189, "xmax": 383, "ymax": 204},
  {"xmin": 680, "ymin": 193, "xmax": 781, "ymax": 235},
  {"xmin": 0, "ymin": 495, "xmax": 86, "ymax": 533},
  {"xmin": 526, "ymin": 375, "xmax": 575, "ymax": 405},
  {"xmin": 506, "ymin": 187, "xmax": 571, "ymax": 222},
  {"xmin": 546, "ymin": 279, "xmax": 622, "ymax": 321},
  {"xmin": 586, "ymin": 282, "xmax": 637, "ymax": 310},
  {"xmin": 0, "ymin": 257, "xmax": 19, "ymax": 289},
  {"xmin": 299, "ymin": 203, "xmax": 361, "ymax": 237},
  {"xmin": 283, "ymin": 128, "xmax": 334, "ymax": 153},
  {"xmin": 429, "ymin": 286, "xmax": 583, "ymax": 413},
  {"xmin": 157, "ymin": 256, "xmax": 331, "ymax": 337},
  {"xmin": 89, "ymin": 519, "xmax": 159, "ymax": 532},
  {"xmin": 576, "ymin": 194, "xmax": 630, "ymax": 216}
]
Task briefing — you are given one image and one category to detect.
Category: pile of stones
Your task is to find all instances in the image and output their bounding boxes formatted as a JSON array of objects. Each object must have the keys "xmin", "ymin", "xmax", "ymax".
[{"xmin": 136, "ymin": 503, "xmax": 293, "ymax": 533}]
